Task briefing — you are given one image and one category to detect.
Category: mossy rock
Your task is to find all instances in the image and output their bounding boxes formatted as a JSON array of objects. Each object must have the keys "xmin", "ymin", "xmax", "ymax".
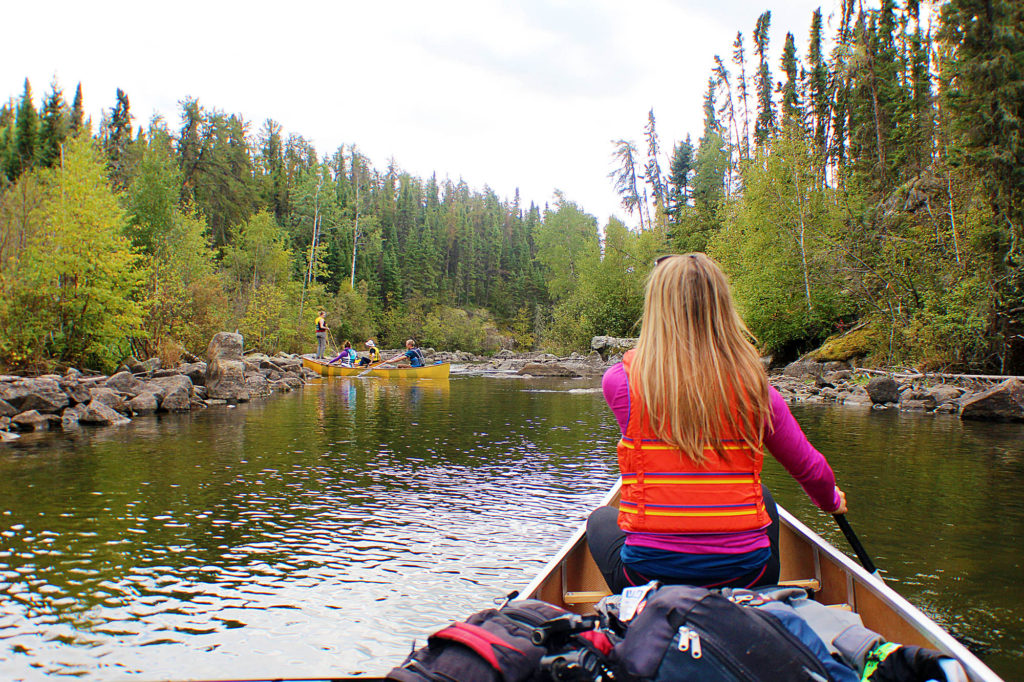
[{"xmin": 806, "ymin": 327, "xmax": 878, "ymax": 362}]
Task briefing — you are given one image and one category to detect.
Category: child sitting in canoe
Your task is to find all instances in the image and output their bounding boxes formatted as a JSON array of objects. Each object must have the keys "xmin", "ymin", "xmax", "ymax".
[{"xmin": 327, "ymin": 340, "xmax": 358, "ymax": 366}]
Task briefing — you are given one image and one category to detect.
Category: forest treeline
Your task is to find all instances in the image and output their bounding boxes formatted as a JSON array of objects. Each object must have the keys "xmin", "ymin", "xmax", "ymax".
[{"xmin": 1, "ymin": 0, "xmax": 1022, "ymax": 374}]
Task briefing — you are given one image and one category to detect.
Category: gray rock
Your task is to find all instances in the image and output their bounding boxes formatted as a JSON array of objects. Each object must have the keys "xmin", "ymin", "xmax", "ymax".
[
  {"xmin": 127, "ymin": 392, "xmax": 159, "ymax": 415},
  {"xmin": 0, "ymin": 378, "xmax": 70, "ymax": 414},
  {"xmin": 825, "ymin": 370, "xmax": 853, "ymax": 383},
  {"xmin": 61, "ymin": 405, "xmax": 86, "ymax": 429},
  {"xmin": 148, "ymin": 374, "xmax": 194, "ymax": 398},
  {"xmin": 61, "ymin": 380, "xmax": 92, "ymax": 405},
  {"xmin": 79, "ymin": 400, "xmax": 132, "ymax": 426},
  {"xmin": 935, "ymin": 403, "xmax": 959, "ymax": 414},
  {"xmin": 899, "ymin": 390, "xmax": 936, "ymax": 410},
  {"xmin": 961, "ymin": 379, "xmax": 1024, "ymax": 422},
  {"xmin": 105, "ymin": 371, "xmax": 145, "ymax": 395},
  {"xmin": 0, "ymin": 399, "xmax": 17, "ymax": 417},
  {"xmin": 160, "ymin": 386, "xmax": 191, "ymax": 412},
  {"xmin": 244, "ymin": 373, "xmax": 272, "ymax": 398},
  {"xmin": 866, "ymin": 376, "xmax": 900, "ymax": 404},
  {"xmin": 178, "ymin": 362, "xmax": 207, "ymax": 386},
  {"xmin": 926, "ymin": 385, "xmax": 963, "ymax": 404},
  {"xmin": 89, "ymin": 387, "xmax": 128, "ymax": 413},
  {"xmin": 517, "ymin": 362, "xmax": 582, "ymax": 377},
  {"xmin": 13, "ymin": 410, "xmax": 61, "ymax": 431},
  {"xmin": 822, "ymin": 361, "xmax": 852, "ymax": 373},
  {"xmin": 0, "ymin": 430, "xmax": 20, "ymax": 442},
  {"xmin": 193, "ymin": 385, "xmax": 207, "ymax": 400},
  {"xmin": 206, "ymin": 332, "xmax": 250, "ymax": 402},
  {"xmin": 783, "ymin": 360, "xmax": 824, "ymax": 378},
  {"xmin": 139, "ymin": 358, "xmax": 162, "ymax": 373},
  {"xmin": 591, "ymin": 336, "xmax": 637, "ymax": 357}
]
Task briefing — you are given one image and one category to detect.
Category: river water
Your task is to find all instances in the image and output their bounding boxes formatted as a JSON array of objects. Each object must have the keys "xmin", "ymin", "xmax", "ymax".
[{"xmin": 0, "ymin": 375, "xmax": 1021, "ymax": 680}]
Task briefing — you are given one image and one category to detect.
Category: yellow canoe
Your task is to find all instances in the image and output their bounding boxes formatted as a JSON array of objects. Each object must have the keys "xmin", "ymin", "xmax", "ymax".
[{"xmin": 302, "ymin": 355, "xmax": 451, "ymax": 380}]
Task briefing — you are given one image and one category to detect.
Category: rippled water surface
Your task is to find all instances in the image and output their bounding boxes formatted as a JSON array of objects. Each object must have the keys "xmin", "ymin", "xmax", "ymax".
[{"xmin": 1, "ymin": 376, "xmax": 1021, "ymax": 680}]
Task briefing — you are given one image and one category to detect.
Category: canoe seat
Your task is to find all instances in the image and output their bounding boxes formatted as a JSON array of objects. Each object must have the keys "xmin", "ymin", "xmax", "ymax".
[
  {"xmin": 563, "ymin": 590, "xmax": 611, "ymax": 605},
  {"xmin": 778, "ymin": 578, "xmax": 820, "ymax": 592}
]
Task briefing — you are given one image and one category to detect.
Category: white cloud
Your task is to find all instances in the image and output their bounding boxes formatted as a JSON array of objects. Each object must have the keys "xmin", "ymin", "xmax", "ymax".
[{"xmin": 2, "ymin": 0, "xmax": 843, "ymax": 227}]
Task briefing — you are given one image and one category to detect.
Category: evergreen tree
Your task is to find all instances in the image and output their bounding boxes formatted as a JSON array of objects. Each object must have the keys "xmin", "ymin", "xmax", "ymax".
[
  {"xmin": 11, "ymin": 79, "xmax": 38, "ymax": 179},
  {"xmin": 687, "ymin": 78, "xmax": 729, "ymax": 252},
  {"xmin": 643, "ymin": 109, "xmax": 666, "ymax": 218},
  {"xmin": 732, "ymin": 32, "xmax": 753, "ymax": 161},
  {"xmin": 102, "ymin": 88, "xmax": 133, "ymax": 190},
  {"xmin": 752, "ymin": 11, "xmax": 776, "ymax": 148},
  {"xmin": 37, "ymin": 79, "xmax": 70, "ymax": 168},
  {"xmin": 609, "ymin": 139, "xmax": 645, "ymax": 229},
  {"xmin": 807, "ymin": 9, "xmax": 829, "ymax": 164},
  {"xmin": 667, "ymin": 135, "xmax": 695, "ymax": 223},
  {"xmin": 780, "ymin": 32, "xmax": 803, "ymax": 131},
  {"xmin": 70, "ymin": 83, "xmax": 85, "ymax": 134}
]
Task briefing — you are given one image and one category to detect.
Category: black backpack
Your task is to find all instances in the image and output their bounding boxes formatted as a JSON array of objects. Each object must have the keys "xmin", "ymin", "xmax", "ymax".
[
  {"xmin": 386, "ymin": 598, "xmax": 613, "ymax": 682},
  {"xmin": 612, "ymin": 584, "xmax": 848, "ymax": 682}
]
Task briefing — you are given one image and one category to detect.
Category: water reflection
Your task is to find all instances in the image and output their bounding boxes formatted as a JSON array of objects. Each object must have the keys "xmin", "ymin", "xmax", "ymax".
[{"xmin": 0, "ymin": 377, "xmax": 617, "ymax": 680}]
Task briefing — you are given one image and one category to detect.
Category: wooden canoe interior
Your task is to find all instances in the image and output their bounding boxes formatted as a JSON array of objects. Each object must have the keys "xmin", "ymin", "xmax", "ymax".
[{"xmin": 527, "ymin": 499, "xmax": 933, "ymax": 650}]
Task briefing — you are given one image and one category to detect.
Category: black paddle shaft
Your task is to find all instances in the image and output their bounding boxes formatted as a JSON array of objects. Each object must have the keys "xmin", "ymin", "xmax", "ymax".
[{"xmin": 833, "ymin": 514, "xmax": 879, "ymax": 576}]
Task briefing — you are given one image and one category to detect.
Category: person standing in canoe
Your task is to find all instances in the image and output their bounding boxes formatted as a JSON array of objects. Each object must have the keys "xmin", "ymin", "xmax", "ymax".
[
  {"xmin": 314, "ymin": 311, "xmax": 328, "ymax": 358},
  {"xmin": 358, "ymin": 339, "xmax": 382, "ymax": 366},
  {"xmin": 376, "ymin": 339, "xmax": 426, "ymax": 368},
  {"xmin": 587, "ymin": 253, "xmax": 847, "ymax": 593}
]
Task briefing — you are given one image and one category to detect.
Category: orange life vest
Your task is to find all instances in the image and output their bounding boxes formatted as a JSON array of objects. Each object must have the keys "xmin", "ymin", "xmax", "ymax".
[{"xmin": 617, "ymin": 350, "xmax": 769, "ymax": 534}]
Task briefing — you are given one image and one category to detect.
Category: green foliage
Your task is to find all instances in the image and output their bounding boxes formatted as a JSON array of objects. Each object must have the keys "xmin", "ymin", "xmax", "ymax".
[
  {"xmin": 421, "ymin": 306, "xmax": 488, "ymax": 354},
  {"xmin": 329, "ymin": 281, "xmax": 378, "ymax": 347},
  {"xmin": 0, "ymin": 134, "xmax": 145, "ymax": 370},
  {"xmin": 711, "ymin": 136, "xmax": 853, "ymax": 355},
  {"xmin": 534, "ymin": 192, "xmax": 600, "ymax": 301}
]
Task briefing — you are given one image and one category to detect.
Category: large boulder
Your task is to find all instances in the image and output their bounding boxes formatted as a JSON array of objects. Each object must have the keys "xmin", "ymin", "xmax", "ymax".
[
  {"xmin": 245, "ymin": 373, "xmax": 272, "ymax": 398},
  {"xmin": 13, "ymin": 410, "xmax": 61, "ymax": 431},
  {"xmin": 0, "ymin": 399, "xmax": 17, "ymax": 418},
  {"xmin": 79, "ymin": 399, "xmax": 131, "ymax": 426},
  {"xmin": 205, "ymin": 332, "xmax": 250, "ymax": 402},
  {"xmin": 0, "ymin": 378, "xmax": 70, "ymax": 414},
  {"xmin": 960, "ymin": 379, "xmax": 1024, "ymax": 422},
  {"xmin": 148, "ymin": 374, "xmax": 194, "ymax": 398},
  {"xmin": 517, "ymin": 362, "xmax": 582, "ymax": 377},
  {"xmin": 105, "ymin": 371, "xmax": 145, "ymax": 395},
  {"xmin": 127, "ymin": 392, "xmax": 159, "ymax": 415},
  {"xmin": 160, "ymin": 386, "xmax": 191, "ymax": 412},
  {"xmin": 60, "ymin": 380, "xmax": 92, "ymax": 405},
  {"xmin": 89, "ymin": 386, "xmax": 128, "ymax": 414},
  {"xmin": 783, "ymin": 361, "xmax": 825, "ymax": 378},
  {"xmin": 866, "ymin": 376, "xmax": 900, "ymax": 404},
  {"xmin": 178, "ymin": 362, "xmax": 207, "ymax": 386}
]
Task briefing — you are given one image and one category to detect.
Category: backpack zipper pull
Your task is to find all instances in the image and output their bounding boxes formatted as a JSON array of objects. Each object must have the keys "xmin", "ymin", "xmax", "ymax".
[
  {"xmin": 676, "ymin": 626, "xmax": 691, "ymax": 652},
  {"xmin": 689, "ymin": 630, "xmax": 702, "ymax": 659}
]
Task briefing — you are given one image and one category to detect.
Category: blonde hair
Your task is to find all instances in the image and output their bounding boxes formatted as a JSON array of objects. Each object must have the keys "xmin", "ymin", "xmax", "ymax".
[{"xmin": 630, "ymin": 253, "xmax": 770, "ymax": 465}]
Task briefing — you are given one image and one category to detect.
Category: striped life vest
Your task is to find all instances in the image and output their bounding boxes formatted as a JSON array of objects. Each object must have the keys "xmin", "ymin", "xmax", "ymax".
[{"xmin": 617, "ymin": 350, "xmax": 769, "ymax": 534}]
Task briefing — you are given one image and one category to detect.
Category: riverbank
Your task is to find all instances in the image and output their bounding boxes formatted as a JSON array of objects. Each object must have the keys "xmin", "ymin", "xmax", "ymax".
[{"xmin": 4, "ymin": 336, "xmax": 1023, "ymax": 444}]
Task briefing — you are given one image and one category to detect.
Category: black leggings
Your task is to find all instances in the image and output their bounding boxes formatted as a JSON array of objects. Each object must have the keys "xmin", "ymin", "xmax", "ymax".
[{"xmin": 585, "ymin": 484, "xmax": 781, "ymax": 594}]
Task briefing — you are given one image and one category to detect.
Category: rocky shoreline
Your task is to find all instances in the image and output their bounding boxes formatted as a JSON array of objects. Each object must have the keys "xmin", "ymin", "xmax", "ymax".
[
  {"xmin": 3, "ymin": 334, "xmax": 1023, "ymax": 444},
  {"xmin": 0, "ymin": 332, "xmax": 320, "ymax": 443}
]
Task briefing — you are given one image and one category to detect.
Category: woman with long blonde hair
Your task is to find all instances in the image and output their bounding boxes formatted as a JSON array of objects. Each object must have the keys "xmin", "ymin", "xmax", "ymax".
[{"xmin": 587, "ymin": 253, "xmax": 846, "ymax": 592}]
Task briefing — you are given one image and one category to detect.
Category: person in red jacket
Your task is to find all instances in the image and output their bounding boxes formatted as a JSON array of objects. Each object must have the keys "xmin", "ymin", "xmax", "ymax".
[{"xmin": 587, "ymin": 253, "xmax": 847, "ymax": 593}]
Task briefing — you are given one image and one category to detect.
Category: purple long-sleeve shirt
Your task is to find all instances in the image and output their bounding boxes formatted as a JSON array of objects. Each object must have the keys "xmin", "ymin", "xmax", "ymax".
[{"xmin": 603, "ymin": 362, "xmax": 841, "ymax": 554}]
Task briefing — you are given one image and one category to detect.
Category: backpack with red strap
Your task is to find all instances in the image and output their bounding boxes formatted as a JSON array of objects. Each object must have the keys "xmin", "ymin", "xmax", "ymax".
[{"xmin": 386, "ymin": 597, "xmax": 614, "ymax": 682}]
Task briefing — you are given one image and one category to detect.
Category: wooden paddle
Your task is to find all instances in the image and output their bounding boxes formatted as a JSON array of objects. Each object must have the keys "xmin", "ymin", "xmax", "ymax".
[{"xmin": 833, "ymin": 513, "xmax": 881, "ymax": 578}]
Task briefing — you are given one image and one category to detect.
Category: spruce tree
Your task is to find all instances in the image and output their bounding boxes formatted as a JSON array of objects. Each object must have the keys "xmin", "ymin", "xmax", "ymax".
[
  {"xmin": 807, "ymin": 9, "xmax": 829, "ymax": 163},
  {"xmin": 70, "ymin": 83, "xmax": 84, "ymax": 134},
  {"xmin": 752, "ymin": 11, "xmax": 776, "ymax": 148},
  {"xmin": 38, "ymin": 79, "xmax": 70, "ymax": 168},
  {"xmin": 667, "ymin": 135, "xmax": 695, "ymax": 223},
  {"xmin": 644, "ymin": 109, "xmax": 666, "ymax": 217},
  {"xmin": 102, "ymin": 88, "xmax": 133, "ymax": 190},
  {"xmin": 12, "ymin": 79, "xmax": 38, "ymax": 179},
  {"xmin": 780, "ymin": 32, "xmax": 802, "ymax": 130}
]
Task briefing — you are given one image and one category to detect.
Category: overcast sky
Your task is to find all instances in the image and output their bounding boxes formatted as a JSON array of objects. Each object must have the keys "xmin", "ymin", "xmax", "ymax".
[{"xmin": 4, "ymin": 0, "xmax": 846, "ymax": 228}]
